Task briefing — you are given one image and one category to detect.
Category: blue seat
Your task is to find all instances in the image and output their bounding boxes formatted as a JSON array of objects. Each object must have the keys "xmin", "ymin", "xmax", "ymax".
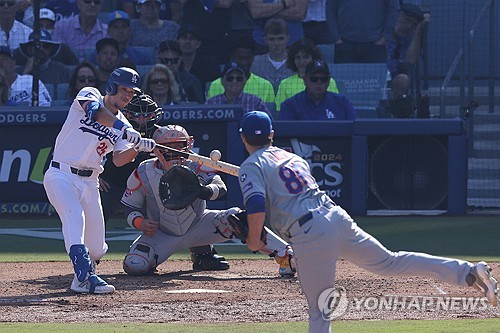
[
  {"xmin": 56, "ymin": 83, "xmax": 69, "ymax": 101},
  {"xmin": 329, "ymin": 63, "xmax": 388, "ymax": 118},
  {"xmin": 136, "ymin": 65, "xmax": 152, "ymax": 78},
  {"xmin": 317, "ymin": 43, "xmax": 335, "ymax": 64},
  {"xmin": 134, "ymin": 46, "xmax": 157, "ymax": 65},
  {"xmin": 44, "ymin": 83, "xmax": 55, "ymax": 100}
]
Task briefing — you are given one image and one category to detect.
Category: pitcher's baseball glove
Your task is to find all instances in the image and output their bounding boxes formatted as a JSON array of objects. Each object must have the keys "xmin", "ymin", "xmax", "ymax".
[
  {"xmin": 159, "ymin": 165, "xmax": 201, "ymax": 210},
  {"xmin": 227, "ymin": 211, "xmax": 267, "ymax": 244}
]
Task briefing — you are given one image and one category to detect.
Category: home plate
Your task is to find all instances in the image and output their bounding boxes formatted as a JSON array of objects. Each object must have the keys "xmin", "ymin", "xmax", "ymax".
[{"xmin": 165, "ymin": 289, "xmax": 232, "ymax": 294}]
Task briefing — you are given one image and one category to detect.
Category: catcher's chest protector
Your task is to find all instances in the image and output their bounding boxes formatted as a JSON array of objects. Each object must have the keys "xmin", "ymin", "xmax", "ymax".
[{"xmin": 136, "ymin": 161, "xmax": 206, "ymax": 236}]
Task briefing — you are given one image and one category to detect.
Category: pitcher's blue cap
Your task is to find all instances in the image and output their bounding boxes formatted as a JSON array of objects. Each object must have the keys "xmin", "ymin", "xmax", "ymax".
[{"xmin": 239, "ymin": 111, "xmax": 272, "ymax": 137}]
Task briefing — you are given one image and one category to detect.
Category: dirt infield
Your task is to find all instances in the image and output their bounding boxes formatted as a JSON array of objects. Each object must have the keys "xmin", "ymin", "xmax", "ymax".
[{"xmin": 0, "ymin": 260, "xmax": 499, "ymax": 323}]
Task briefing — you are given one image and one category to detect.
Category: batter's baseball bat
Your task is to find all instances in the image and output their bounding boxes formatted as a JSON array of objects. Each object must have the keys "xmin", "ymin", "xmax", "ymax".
[{"xmin": 155, "ymin": 144, "xmax": 240, "ymax": 177}]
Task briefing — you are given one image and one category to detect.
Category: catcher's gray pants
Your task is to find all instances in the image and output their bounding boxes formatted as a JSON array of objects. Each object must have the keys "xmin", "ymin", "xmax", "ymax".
[
  {"xmin": 287, "ymin": 205, "xmax": 473, "ymax": 333},
  {"xmin": 126, "ymin": 210, "xmax": 229, "ymax": 269}
]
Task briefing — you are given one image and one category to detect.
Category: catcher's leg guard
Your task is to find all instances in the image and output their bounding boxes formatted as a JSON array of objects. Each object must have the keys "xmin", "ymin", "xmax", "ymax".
[
  {"xmin": 69, "ymin": 244, "xmax": 115, "ymax": 294},
  {"xmin": 191, "ymin": 245, "xmax": 229, "ymax": 271},
  {"xmin": 258, "ymin": 229, "xmax": 297, "ymax": 277},
  {"xmin": 123, "ymin": 242, "xmax": 158, "ymax": 276},
  {"xmin": 273, "ymin": 246, "xmax": 297, "ymax": 277}
]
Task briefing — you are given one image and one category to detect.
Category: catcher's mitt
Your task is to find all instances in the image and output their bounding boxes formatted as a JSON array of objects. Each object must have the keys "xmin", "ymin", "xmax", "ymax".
[
  {"xmin": 159, "ymin": 165, "xmax": 201, "ymax": 210},
  {"xmin": 227, "ymin": 211, "xmax": 267, "ymax": 244}
]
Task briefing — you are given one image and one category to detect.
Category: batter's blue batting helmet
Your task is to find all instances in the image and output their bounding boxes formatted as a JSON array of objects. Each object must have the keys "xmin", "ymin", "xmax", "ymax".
[{"xmin": 106, "ymin": 67, "xmax": 142, "ymax": 95}]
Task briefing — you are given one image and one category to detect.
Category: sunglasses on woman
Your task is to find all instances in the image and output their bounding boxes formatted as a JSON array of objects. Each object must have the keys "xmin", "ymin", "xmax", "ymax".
[
  {"xmin": 150, "ymin": 78, "xmax": 169, "ymax": 85},
  {"xmin": 77, "ymin": 76, "xmax": 97, "ymax": 83}
]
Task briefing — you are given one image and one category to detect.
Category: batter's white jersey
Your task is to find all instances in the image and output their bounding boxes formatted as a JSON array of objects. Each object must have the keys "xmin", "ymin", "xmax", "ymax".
[{"xmin": 52, "ymin": 87, "xmax": 133, "ymax": 173}]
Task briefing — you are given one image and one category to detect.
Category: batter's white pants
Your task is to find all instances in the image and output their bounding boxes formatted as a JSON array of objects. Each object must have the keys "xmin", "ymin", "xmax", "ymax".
[
  {"xmin": 287, "ymin": 205, "xmax": 473, "ymax": 333},
  {"xmin": 44, "ymin": 167, "xmax": 108, "ymax": 260}
]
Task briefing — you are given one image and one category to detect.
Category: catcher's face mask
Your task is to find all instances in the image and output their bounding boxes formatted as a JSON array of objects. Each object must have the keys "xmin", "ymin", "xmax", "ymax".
[
  {"xmin": 123, "ymin": 93, "xmax": 163, "ymax": 135},
  {"xmin": 152, "ymin": 125, "xmax": 194, "ymax": 169}
]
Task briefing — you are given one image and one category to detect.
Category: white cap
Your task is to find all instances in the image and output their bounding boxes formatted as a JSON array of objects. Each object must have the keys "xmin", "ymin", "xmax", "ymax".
[{"xmin": 40, "ymin": 8, "xmax": 56, "ymax": 22}]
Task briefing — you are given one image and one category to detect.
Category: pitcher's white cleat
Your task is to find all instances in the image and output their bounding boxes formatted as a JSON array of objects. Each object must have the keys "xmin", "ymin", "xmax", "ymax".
[{"xmin": 471, "ymin": 261, "xmax": 498, "ymax": 306}]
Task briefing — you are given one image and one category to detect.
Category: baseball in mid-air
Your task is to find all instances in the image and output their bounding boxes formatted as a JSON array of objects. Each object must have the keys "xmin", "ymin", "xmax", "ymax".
[{"xmin": 210, "ymin": 149, "xmax": 222, "ymax": 162}]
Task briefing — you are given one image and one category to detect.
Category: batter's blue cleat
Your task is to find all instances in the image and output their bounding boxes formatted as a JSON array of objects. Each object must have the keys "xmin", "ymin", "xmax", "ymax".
[
  {"xmin": 471, "ymin": 261, "xmax": 498, "ymax": 306},
  {"xmin": 70, "ymin": 273, "xmax": 115, "ymax": 294}
]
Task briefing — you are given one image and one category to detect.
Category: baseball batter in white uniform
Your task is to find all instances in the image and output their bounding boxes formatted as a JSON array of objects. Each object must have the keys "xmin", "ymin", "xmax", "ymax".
[
  {"xmin": 237, "ymin": 111, "xmax": 498, "ymax": 333},
  {"xmin": 120, "ymin": 125, "xmax": 295, "ymax": 276},
  {"xmin": 43, "ymin": 67, "xmax": 156, "ymax": 294}
]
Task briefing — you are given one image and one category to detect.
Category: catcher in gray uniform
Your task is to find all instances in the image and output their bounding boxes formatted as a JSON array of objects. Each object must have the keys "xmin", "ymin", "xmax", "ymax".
[
  {"xmin": 237, "ymin": 111, "xmax": 498, "ymax": 333},
  {"xmin": 121, "ymin": 124, "xmax": 295, "ymax": 276}
]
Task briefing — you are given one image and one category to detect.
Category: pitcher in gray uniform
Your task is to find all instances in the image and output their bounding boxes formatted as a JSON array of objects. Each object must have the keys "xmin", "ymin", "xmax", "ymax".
[
  {"xmin": 237, "ymin": 111, "xmax": 498, "ymax": 333},
  {"xmin": 121, "ymin": 124, "xmax": 296, "ymax": 276}
]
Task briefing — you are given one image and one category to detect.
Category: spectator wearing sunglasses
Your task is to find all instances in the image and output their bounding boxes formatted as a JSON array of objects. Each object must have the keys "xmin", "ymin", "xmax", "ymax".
[
  {"xmin": 207, "ymin": 36, "xmax": 275, "ymax": 107},
  {"xmin": 16, "ymin": 30, "xmax": 70, "ymax": 85},
  {"xmin": 143, "ymin": 63, "xmax": 180, "ymax": 106},
  {"xmin": 66, "ymin": 61, "xmax": 99, "ymax": 103},
  {"xmin": 206, "ymin": 62, "xmax": 271, "ymax": 117},
  {"xmin": 275, "ymin": 38, "xmax": 339, "ymax": 112},
  {"xmin": 279, "ymin": 60, "xmax": 356, "ymax": 120},
  {"xmin": 156, "ymin": 40, "xmax": 204, "ymax": 104},
  {"xmin": 52, "ymin": 0, "xmax": 108, "ymax": 61},
  {"xmin": 0, "ymin": 0, "xmax": 33, "ymax": 50},
  {"xmin": 130, "ymin": 0, "xmax": 179, "ymax": 49}
]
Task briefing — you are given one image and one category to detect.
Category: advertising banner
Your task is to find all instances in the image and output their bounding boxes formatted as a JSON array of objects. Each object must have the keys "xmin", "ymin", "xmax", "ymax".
[
  {"xmin": 273, "ymin": 137, "xmax": 352, "ymax": 210},
  {"xmin": 0, "ymin": 106, "xmax": 244, "ymax": 214}
]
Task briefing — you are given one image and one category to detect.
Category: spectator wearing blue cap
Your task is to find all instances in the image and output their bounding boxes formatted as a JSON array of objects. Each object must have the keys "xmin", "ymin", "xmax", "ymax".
[
  {"xmin": 107, "ymin": 10, "xmax": 155, "ymax": 66},
  {"xmin": 16, "ymin": 30, "xmax": 71, "ymax": 85},
  {"xmin": 0, "ymin": 45, "xmax": 52, "ymax": 106},
  {"xmin": 0, "ymin": 0, "xmax": 33, "ymax": 50},
  {"xmin": 279, "ymin": 60, "xmax": 356, "ymax": 120}
]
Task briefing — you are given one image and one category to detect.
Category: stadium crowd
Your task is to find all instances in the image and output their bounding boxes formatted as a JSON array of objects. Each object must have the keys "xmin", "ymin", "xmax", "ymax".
[{"xmin": 0, "ymin": 0, "xmax": 429, "ymax": 118}]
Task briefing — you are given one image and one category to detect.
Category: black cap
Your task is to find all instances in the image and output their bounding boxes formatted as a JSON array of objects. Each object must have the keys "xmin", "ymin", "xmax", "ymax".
[
  {"xmin": 305, "ymin": 60, "xmax": 330, "ymax": 76},
  {"xmin": 158, "ymin": 40, "xmax": 182, "ymax": 55},
  {"xmin": 177, "ymin": 25, "xmax": 200, "ymax": 40},
  {"xmin": 401, "ymin": 4, "xmax": 425, "ymax": 22},
  {"xmin": 96, "ymin": 38, "xmax": 119, "ymax": 53},
  {"xmin": 221, "ymin": 62, "xmax": 246, "ymax": 77}
]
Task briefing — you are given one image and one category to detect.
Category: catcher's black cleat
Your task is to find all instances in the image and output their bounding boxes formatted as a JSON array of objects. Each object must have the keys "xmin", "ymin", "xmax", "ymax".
[{"xmin": 191, "ymin": 252, "xmax": 230, "ymax": 271}]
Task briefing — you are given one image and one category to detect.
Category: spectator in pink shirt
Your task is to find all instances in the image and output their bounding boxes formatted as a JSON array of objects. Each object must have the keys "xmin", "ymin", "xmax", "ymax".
[{"xmin": 52, "ymin": 0, "xmax": 108, "ymax": 61}]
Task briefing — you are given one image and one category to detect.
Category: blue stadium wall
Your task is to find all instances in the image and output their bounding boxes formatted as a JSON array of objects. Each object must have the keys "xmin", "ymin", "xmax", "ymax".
[{"xmin": 0, "ymin": 105, "xmax": 467, "ymax": 216}]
